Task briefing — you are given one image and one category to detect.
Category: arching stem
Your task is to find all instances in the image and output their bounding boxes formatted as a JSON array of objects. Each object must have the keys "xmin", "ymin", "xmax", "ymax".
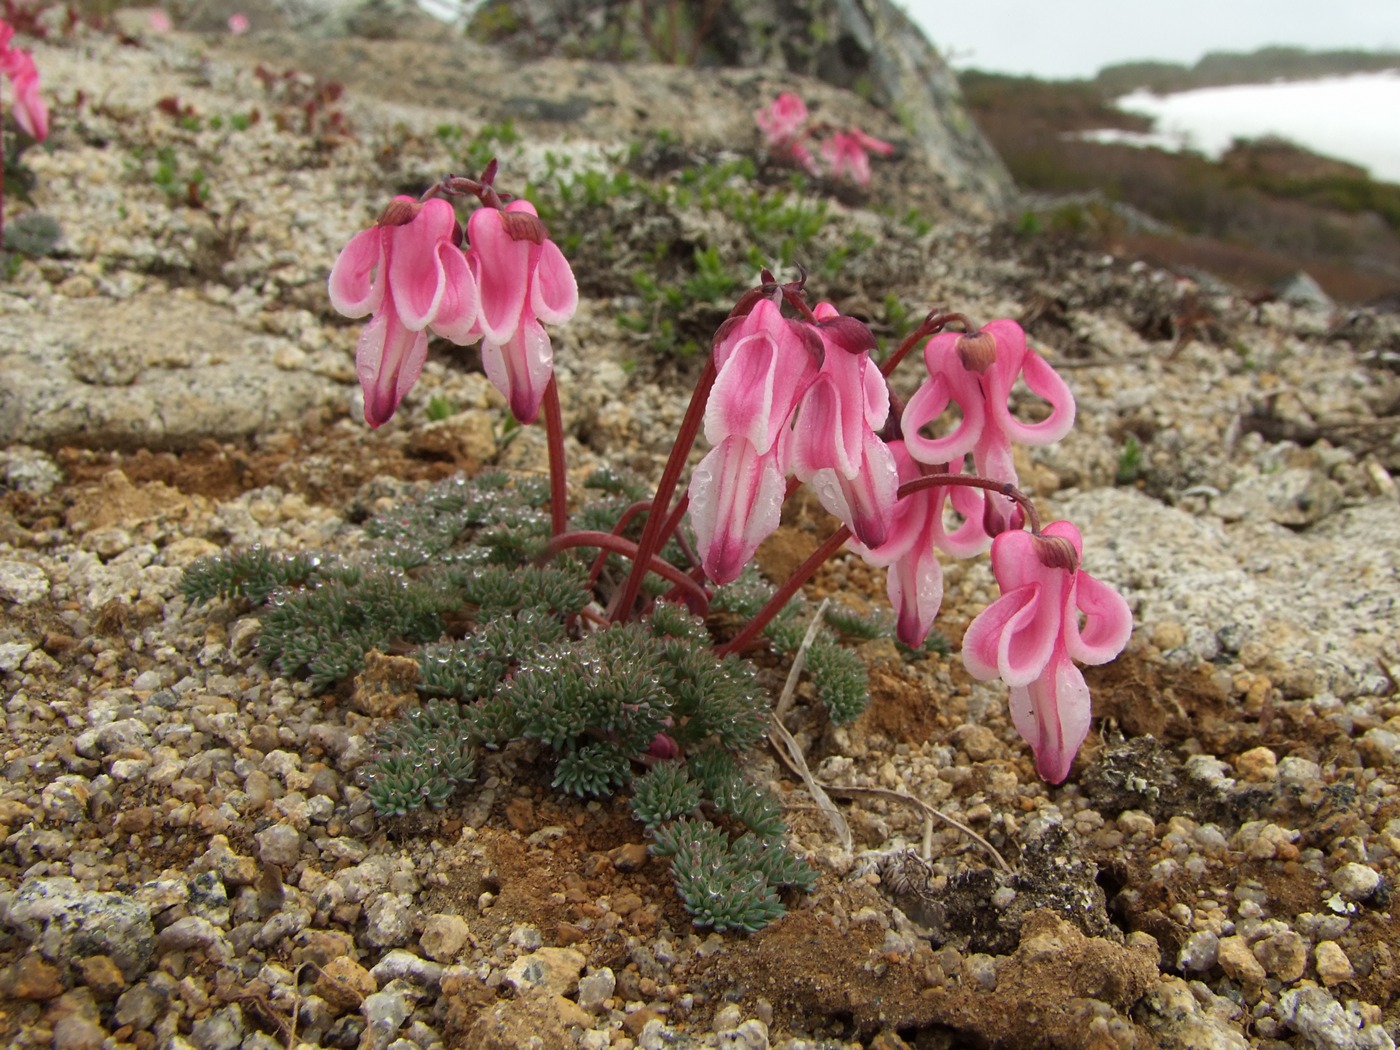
[
  {"xmin": 541, "ymin": 531, "xmax": 710, "ymax": 613},
  {"xmin": 898, "ymin": 473, "xmax": 1042, "ymax": 535}
]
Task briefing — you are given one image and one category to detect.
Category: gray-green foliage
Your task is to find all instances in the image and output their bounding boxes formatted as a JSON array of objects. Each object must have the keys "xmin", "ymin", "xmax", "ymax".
[
  {"xmin": 651, "ymin": 818, "xmax": 816, "ymax": 933},
  {"xmin": 712, "ymin": 570, "xmax": 873, "ymax": 725},
  {"xmin": 364, "ymin": 700, "xmax": 478, "ymax": 816}
]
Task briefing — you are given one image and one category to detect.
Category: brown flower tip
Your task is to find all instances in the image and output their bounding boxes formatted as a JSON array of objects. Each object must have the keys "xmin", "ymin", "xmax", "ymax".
[
  {"xmin": 1032, "ymin": 534, "xmax": 1079, "ymax": 573},
  {"xmin": 500, "ymin": 210, "xmax": 548, "ymax": 245},
  {"xmin": 956, "ymin": 330, "xmax": 997, "ymax": 373},
  {"xmin": 819, "ymin": 315, "xmax": 877, "ymax": 356},
  {"xmin": 377, "ymin": 199, "xmax": 421, "ymax": 227}
]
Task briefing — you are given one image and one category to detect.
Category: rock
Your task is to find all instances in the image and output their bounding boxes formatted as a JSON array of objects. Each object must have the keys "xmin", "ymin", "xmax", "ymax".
[
  {"xmin": 114, "ymin": 980, "xmax": 170, "ymax": 1030},
  {"xmin": 1234, "ymin": 746, "xmax": 1278, "ymax": 782},
  {"xmin": 1274, "ymin": 271, "xmax": 1334, "ymax": 310},
  {"xmin": 369, "ymin": 949, "xmax": 443, "ymax": 987},
  {"xmin": 52, "ymin": 1014, "xmax": 106, "ymax": 1050},
  {"xmin": 3, "ymin": 876, "xmax": 155, "ymax": 981},
  {"xmin": 1216, "ymin": 935, "xmax": 1266, "ymax": 984},
  {"xmin": 314, "ymin": 956, "xmax": 375, "ymax": 1012},
  {"xmin": 363, "ymin": 892, "xmax": 415, "ymax": 948},
  {"xmin": 722, "ymin": 1019, "xmax": 771, "ymax": 1049},
  {"xmin": 576, "ymin": 967, "xmax": 615, "ymax": 1012},
  {"xmin": 1213, "ymin": 467, "xmax": 1343, "ymax": 527},
  {"xmin": 1278, "ymin": 986, "xmax": 1397, "ymax": 1050},
  {"xmin": 361, "ymin": 980, "xmax": 415, "ymax": 1050},
  {"xmin": 1331, "ymin": 863, "xmax": 1382, "ymax": 901},
  {"xmin": 2, "ymin": 953, "xmax": 66, "ymax": 999},
  {"xmin": 1134, "ymin": 976, "xmax": 1249, "ymax": 1050},
  {"xmin": 75, "ymin": 954, "xmax": 127, "ymax": 997},
  {"xmin": 1176, "ymin": 930, "xmax": 1219, "ymax": 973},
  {"xmin": 190, "ymin": 1004, "xmax": 246, "ymax": 1050},
  {"xmin": 0, "ymin": 559, "xmax": 50, "ymax": 604},
  {"xmin": 255, "ymin": 822, "xmax": 303, "ymax": 867},
  {"xmin": 503, "ymin": 946, "xmax": 586, "ymax": 997},
  {"xmin": 1253, "ymin": 930, "xmax": 1307, "ymax": 982},
  {"xmin": 1315, "ymin": 941, "xmax": 1356, "ymax": 987},
  {"xmin": 419, "ymin": 913, "xmax": 473, "ymax": 962},
  {"xmin": 157, "ymin": 915, "xmax": 232, "ymax": 958}
]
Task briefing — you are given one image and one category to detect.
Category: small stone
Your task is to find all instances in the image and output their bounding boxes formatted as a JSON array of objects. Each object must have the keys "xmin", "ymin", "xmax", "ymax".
[
  {"xmin": 608, "ymin": 842, "xmax": 650, "ymax": 872},
  {"xmin": 1217, "ymin": 935, "xmax": 1266, "ymax": 984},
  {"xmin": 3, "ymin": 954, "xmax": 65, "ymax": 999},
  {"xmin": 504, "ymin": 946, "xmax": 586, "ymax": 997},
  {"xmin": 75, "ymin": 954, "xmax": 127, "ymax": 997},
  {"xmin": 0, "ymin": 559, "xmax": 50, "ymax": 604},
  {"xmin": 361, "ymin": 981, "xmax": 413, "ymax": 1050},
  {"xmin": 1314, "ymin": 941, "xmax": 1355, "ymax": 987},
  {"xmin": 1277, "ymin": 756, "xmax": 1323, "ymax": 790},
  {"xmin": 724, "ymin": 1019, "xmax": 771, "ymax": 1049},
  {"xmin": 955, "ymin": 723, "xmax": 999, "ymax": 761},
  {"xmin": 465, "ymin": 994, "xmax": 592, "ymax": 1050},
  {"xmin": 1234, "ymin": 747, "xmax": 1277, "ymax": 782},
  {"xmin": 419, "ymin": 913, "xmax": 472, "ymax": 963},
  {"xmin": 3, "ymin": 876, "xmax": 155, "ymax": 981},
  {"xmin": 1279, "ymin": 986, "xmax": 1394, "ymax": 1050},
  {"xmin": 577, "ymin": 967, "xmax": 615, "ymax": 1012},
  {"xmin": 362, "ymin": 893, "xmax": 414, "ymax": 948},
  {"xmin": 1177, "ymin": 930, "xmax": 1219, "ymax": 973},
  {"xmin": 190, "ymin": 1003, "xmax": 245, "ymax": 1050},
  {"xmin": 114, "ymin": 981, "xmax": 168, "ymax": 1030},
  {"xmin": 1331, "ymin": 863, "xmax": 1381, "ymax": 901},
  {"xmin": 52, "ymin": 1014, "xmax": 106, "ymax": 1050},
  {"xmin": 1253, "ymin": 930, "xmax": 1307, "ymax": 983},
  {"xmin": 315, "ymin": 956, "xmax": 375, "ymax": 1012},
  {"xmin": 369, "ymin": 949, "xmax": 443, "ymax": 987},
  {"xmin": 255, "ymin": 823, "xmax": 303, "ymax": 867}
]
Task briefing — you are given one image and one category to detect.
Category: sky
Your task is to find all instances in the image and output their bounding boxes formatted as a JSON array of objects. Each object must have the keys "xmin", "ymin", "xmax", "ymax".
[{"xmin": 899, "ymin": 1, "xmax": 1400, "ymax": 80}]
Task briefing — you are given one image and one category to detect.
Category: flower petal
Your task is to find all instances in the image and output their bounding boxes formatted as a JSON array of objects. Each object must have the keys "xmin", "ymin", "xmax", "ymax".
[
  {"xmin": 467, "ymin": 207, "xmax": 530, "ymax": 344},
  {"xmin": 530, "ymin": 237, "xmax": 579, "ymax": 325},
  {"xmin": 481, "ymin": 319, "xmax": 553, "ymax": 425},
  {"xmin": 356, "ymin": 310, "xmax": 428, "ymax": 428},
  {"xmin": 328, "ymin": 227, "xmax": 385, "ymax": 318},
  {"xmin": 886, "ymin": 537, "xmax": 944, "ymax": 648},
  {"xmin": 388, "ymin": 198, "xmax": 457, "ymax": 330},
  {"xmin": 688, "ymin": 437, "xmax": 786, "ymax": 584},
  {"xmin": 427, "ymin": 242, "xmax": 480, "ymax": 344},
  {"xmin": 1008, "ymin": 651, "xmax": 1092, "ymax": 784},
  {"xmin": 961, "ymin": 585, "xmax": 1048, "ymax": 685},
  {"xmin": 1065, "ymin": 571, "xmax": 1133, "ymax": 665}
]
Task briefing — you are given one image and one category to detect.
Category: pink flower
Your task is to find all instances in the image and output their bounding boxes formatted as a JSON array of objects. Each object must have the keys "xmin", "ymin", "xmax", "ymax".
[
  {"xmin": 149, "ymin": 10, "xmax": 173, "ymax": 32},
  {"xmin": 466, "ymin": 199, "xmax": 578, "ymax": 424},
  {"xmin": 755, "ymin": 92, "xmax": 809, "ymax": 152},
  {"xmin": 961, "ymin": 521, "xmax": 1132, "ymax": 783},
  {"xmin": 689, "ymin": 296, "xmax": 820, "ymax": 583},
  {"xmin": 819, "ymin": 132, "xmax": 874, "ymax": 187},
  {"xmin": 789, "ymin": 302, "xmax": 898, "ymax": 547},
  {"xmin": 901, "ymin": 320, "xmax": 1075, "ymax": 536},
  {"xmin": 0, "ymin": 21, "xmax": 47, "ymax": 141},
  {"xmin": 227, "ymin": 12, "xmax": 250, "ymax": 34},
  {"xmin": 329, "ymin": 196, "xmax": 479, "ymax": 428}
]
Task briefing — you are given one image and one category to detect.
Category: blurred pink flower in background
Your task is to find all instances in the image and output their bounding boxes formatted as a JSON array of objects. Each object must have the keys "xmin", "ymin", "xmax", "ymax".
[
  {"xmin": 0, "ymin": 19, "xmax": 48, "ymax": 141},
  {"xmin": 227, "ymin": 12, "xmax": 250, "ymax": 34},
  {"xmin": 149, "ymin": 10, "xmax": 173, "ymax": 32}
]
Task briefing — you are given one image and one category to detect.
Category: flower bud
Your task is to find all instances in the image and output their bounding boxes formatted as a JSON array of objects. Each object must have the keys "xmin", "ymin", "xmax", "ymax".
[
  {"xmin": 955, "ymin": 329, "xmax": 997, "ymax": 373},
  {"xmin": 1031, "ymin": 533, "xmax": 1079, "ymax": 573},
  {"xmin": 500, "ymin": 209, "xmax": 548, "ymax": 244}
]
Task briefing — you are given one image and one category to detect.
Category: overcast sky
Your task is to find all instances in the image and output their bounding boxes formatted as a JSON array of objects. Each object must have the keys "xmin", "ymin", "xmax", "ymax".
[{"xmin": 899, "ymin": 1, "xmax": 1400, "ymax": 79}]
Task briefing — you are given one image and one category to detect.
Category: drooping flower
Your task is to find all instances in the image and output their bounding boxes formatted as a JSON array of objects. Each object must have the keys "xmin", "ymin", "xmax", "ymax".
[
  {"xmin": 755, "ymin": 92, "xmax": 809, "ymax": 154},
  {"xmin": 789, "ymin": 302, "xmax": 897, "ymax": 547},
  {"xmin": 850, "ymin": 442, "xmax": 988, "ymax": 647},
  {"xmin": 328, "ymin": 196, "xmax": 479, "ymax": 428},
  {"xmin": 0, "ymin": 20, "xmax": 48, "ymax": 141},
  {"xmin": 818, "ymin": 130, "xmax": 892, "ymax": 188},
  {"xmin": 689, "ymin": 296, "xmax": 821, "ymax": 583},
  {"xmin": 901, "ymin": 319, "xmax": 1075, "ymax": 536},
  {"xmin": 961, "ymin": 521, "xmax": 1132, "ymax": 783},
  {"xmin": 466, "ymin": 199, "xmax": 578, "ymax": 424}
]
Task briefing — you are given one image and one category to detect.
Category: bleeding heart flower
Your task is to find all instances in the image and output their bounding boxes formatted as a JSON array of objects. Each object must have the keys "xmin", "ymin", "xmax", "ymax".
[
  {"xmin": 467, "ymin": 199, "xmax": 578, "ymax": 424},
  {"xmin": 961, "ymin": 521, "xmax": 1132, "ymax": 783},
  {"xmin": 755, "ymin": 92, "xmax": 809, "ymax": 153},
  {"xmin": 0, "ymin": 22, "xmax": 48, "ymax": 141},
  {"xmin": 902, "ymin": 319, "xmax": 1075, "ymax": 536},
  {"xmin": 328, "ymin": 196, "xmax": 479, "ymax": 427}
]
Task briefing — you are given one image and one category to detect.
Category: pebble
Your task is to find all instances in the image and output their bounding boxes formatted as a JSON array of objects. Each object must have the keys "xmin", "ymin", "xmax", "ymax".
[
  {"xmin": 1331, "ymin": 863, "xmax": 1382, "ymax": 901},
  {"xmin": 503, "ymin": 946, "xmax": 586, "ymax": 997},
  {"xmin": 0, "ymin": 559, "xmax": 50, "ymax": 604},
  {"xmin": 369, "ymin": 949, "xmax": 444, "ymax": 988},
  {"xmin": 361, "ymin": 981, "xmax": 414, "ymax": 1050},
  {"xmin": 419, "ymin": 913, "xmax": 473, "ymax": 962},
  {"xmin": 1278, "ymin": 986, "xmax": 1396, "ymax": 1050},
  {"xmin": 315, "ymin": 956, "xmax": 375, "ymax": 1012},
  {"xmin": 577, "ymin": 967, "xmax": 616, "ymax": 1012},
  {"xmin": 3, "ymin": 954, "xmax": 65, "ymax": 999},
  {"xmin": 52, "ymin": 1014, "xmax": 107, "ymax": 1050},
  {"xmin": 362, "ymin": 893, "xmax": 415, "ymax": 948},
  {"xmin": 189, "ymin": 1004, "xmax": 246, "ymax": 1050},
  {"xmin": 255, "ymin": 823, "xmax": 303, "ymax": 867},
  {"xmin": 1216, "ymin": 935, "xmax": 1266, "ymax": 984},
  {"xmin": 1253, "ymin": 930, "xmax": 1307, "ymax": 982},
  {"xmin": 1234, "ymin": 746, "xmax": 1277, "ymax": 782},
  {"xmin": 1177, "ymin": 930, "xmax": 1219, "ymax": 973},
  {"xmin": 1314, "ymin": 941, "xmax": 1356, "ymax": 987},
  {"xmin": 3, "ymin": 876, "xmax": 156, "ymax": 981}
]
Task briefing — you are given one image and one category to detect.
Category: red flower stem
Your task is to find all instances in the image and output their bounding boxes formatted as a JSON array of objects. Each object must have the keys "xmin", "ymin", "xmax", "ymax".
[
  {"xmin": 880, "ymin": 311, "xmax": 970, "ymax": 378},
  {"xmin": 608, "ymin": 356, "xmax": 717, "ymax": 621},
  {"xmin": 899, "ymin": 473, "xmax": 1041, "ymax": 535},
  {"xmin": 540, "ymin": 531, "xmax": 710, "ymax": 612},
  {"xmin": 715, "ymin": 524, "xmax": 852, "ymax": 657},
  {"xmin": 585, "ymin": 499, "xmax": 654, "ymax": 588},
  {"xmin": 540, "ymin": 375, "xmax": 568, "ymax": 538}
]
